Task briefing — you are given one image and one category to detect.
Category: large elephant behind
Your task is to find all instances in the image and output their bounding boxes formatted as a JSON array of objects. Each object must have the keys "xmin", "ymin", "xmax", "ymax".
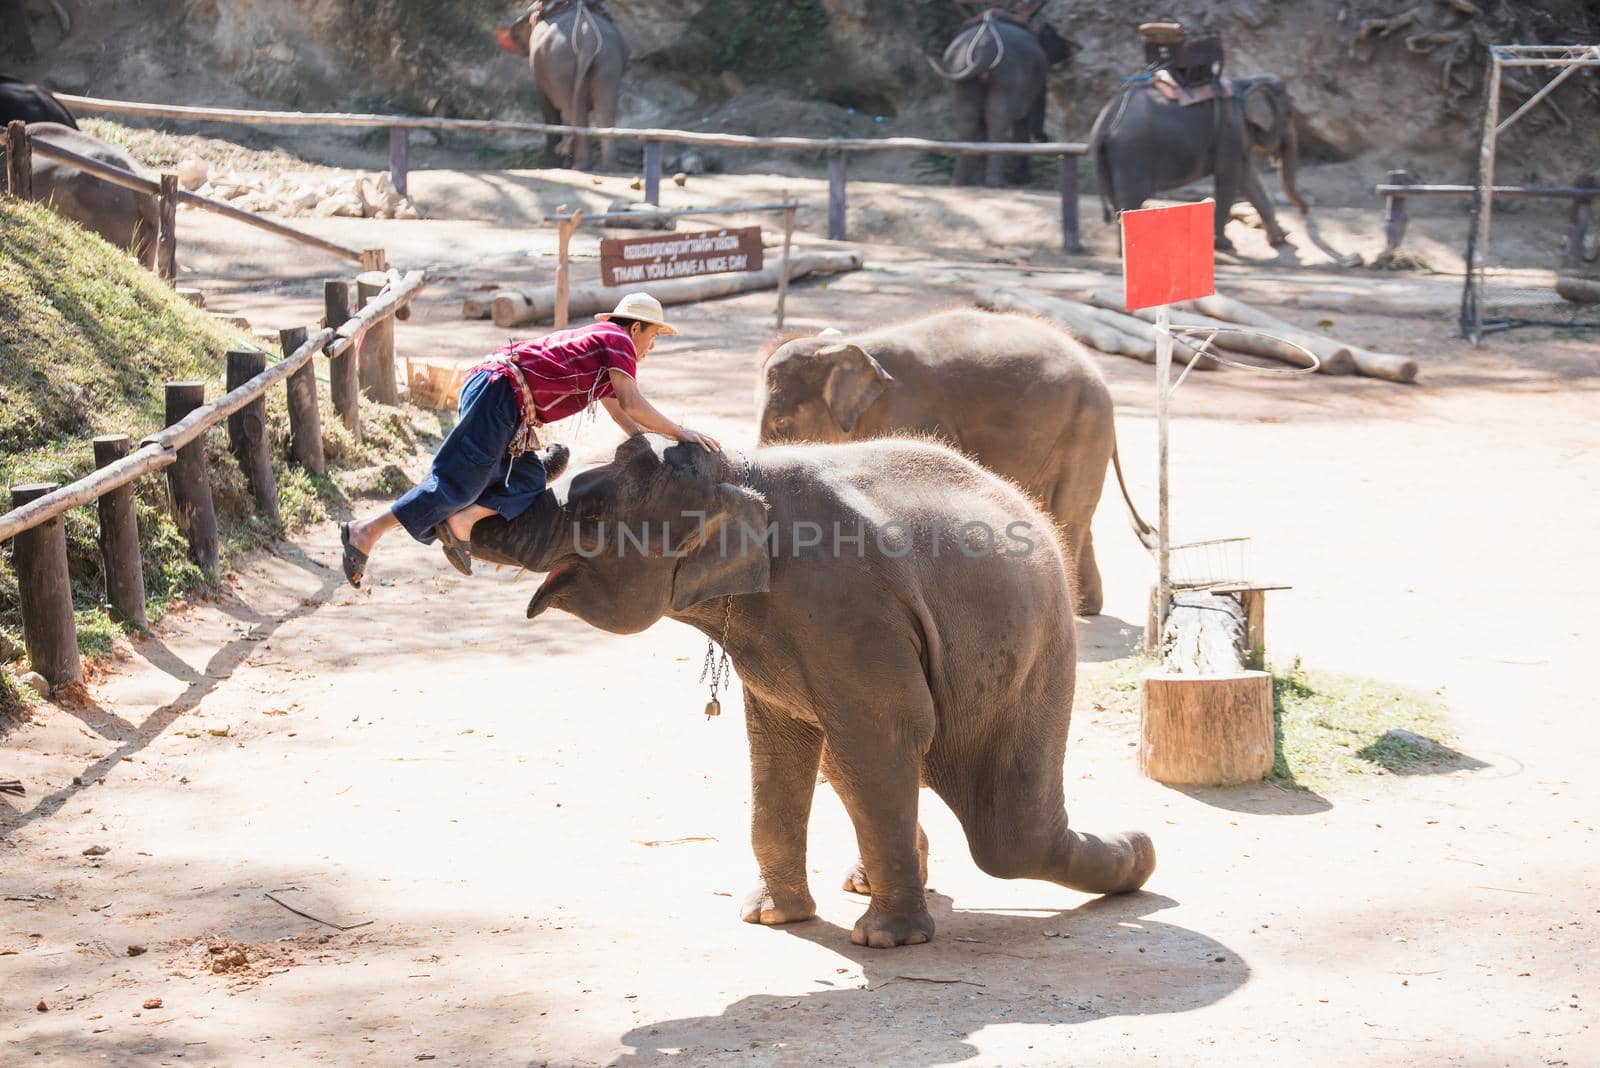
[
  {"xmin": 1, "ymin": 73, "xmax": 78, "ymax": 127},
  {"xmin": 1090, "ymin": 74, "xmax": 1308, "ymax": 252},
  {"xmin": 929, "ymin": 12, "xmax": 1076, "ymax": 186},
  {"xmin": 469, "ymin": 435, "xmax": 1157, "ymax": 948},
  {"xmin": 757, "ymin": 309, "xmax": 1153, "ymax": 617},
  {"xmin": 494, "ymin": 0, "xmax": 628, "ymax": 171},
  {"xmin": 26, "ymin": 122, "xmax": 157, "ymax": 268}
]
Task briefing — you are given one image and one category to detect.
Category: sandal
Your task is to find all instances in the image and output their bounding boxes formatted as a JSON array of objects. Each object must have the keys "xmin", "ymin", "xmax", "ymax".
[
  {"xmin": 434, "ymin": 524, "xmax": 474, "ymax": 577},
  {"xmin": 339, "ymin": 522, "xmax": 367, "ymax": 589}
]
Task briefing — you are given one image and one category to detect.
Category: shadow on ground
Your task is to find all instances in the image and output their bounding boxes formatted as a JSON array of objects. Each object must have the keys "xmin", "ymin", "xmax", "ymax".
[{"xmin": 613, "ymin": 891, "xmax": 1246, "ymax": 1065}]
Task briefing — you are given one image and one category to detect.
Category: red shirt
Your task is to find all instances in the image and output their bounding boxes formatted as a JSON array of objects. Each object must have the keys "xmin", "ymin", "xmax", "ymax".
[{"xmin": 472, "ymin": 321, "xmax": 639, "ymax": 426}]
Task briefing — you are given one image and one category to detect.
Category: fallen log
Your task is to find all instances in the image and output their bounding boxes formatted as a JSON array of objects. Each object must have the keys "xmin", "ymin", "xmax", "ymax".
[
  {"xmin": 1185, "ymin": 292, "xmax": 1417, "ymax": 383},
  {"xmin": 1556, "ymin": 275, "xmax": 1600, "ymax": 304},
  {"xmin": 1066, "ymin": 299, "xmax": 1223, "ymax": 371},
  {"xmin": 978, "ymin": 287, "xmax": 1153, "ymax": 362},
  {"xmin": 489, "ymin": 250, "xmax": 864, "ymax": 329},
  {"xmin": 1084, "ymin": 288, "xmax": 1353, "ymax": 374}
]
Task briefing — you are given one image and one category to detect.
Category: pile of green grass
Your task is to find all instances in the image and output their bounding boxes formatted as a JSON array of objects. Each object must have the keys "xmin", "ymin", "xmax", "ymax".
[
  {"xmin": 1, "ymin": 196, "xmax": 434, "ymax": 708},
  {"xmin": 1077, "ymin": 654, "xmax": 1457, "ymax": 789}
]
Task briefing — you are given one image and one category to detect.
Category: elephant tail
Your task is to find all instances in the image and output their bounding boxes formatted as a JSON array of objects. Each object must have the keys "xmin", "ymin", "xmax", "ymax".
[
  {"xmin": 1110, "ymin": 442, "xmax": 1158, "ymax": 550},
  {"xmin": 931, "ymin": 13, "xmax": 1004, "ymax": 83},
  {"xmin": 568, "ymin": 0, "xmax": 604, "ymax": 125}
]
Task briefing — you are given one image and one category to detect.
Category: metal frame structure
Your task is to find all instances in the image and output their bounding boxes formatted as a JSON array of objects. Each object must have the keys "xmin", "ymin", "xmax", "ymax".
[{"xmin": 1462, "ymin": 44, "xmax": 1600, "ymax": 343}]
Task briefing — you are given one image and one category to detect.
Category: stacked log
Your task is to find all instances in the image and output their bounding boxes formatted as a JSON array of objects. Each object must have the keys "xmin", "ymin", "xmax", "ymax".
[{"xmin": 980, "ymin": 284, "xmax": 1419, "ymax": 384}]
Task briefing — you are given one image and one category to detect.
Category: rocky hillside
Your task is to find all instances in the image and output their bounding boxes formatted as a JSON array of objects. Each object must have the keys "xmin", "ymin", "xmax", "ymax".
[{"xmin": 8, "ymin": 1, "xmax": 1598, "ymax": 181}]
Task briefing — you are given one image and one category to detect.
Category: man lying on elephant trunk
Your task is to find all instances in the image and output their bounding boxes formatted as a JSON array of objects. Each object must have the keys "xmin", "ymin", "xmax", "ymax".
[{"xmin": 338, "ymin": 292, "xmax": 721, "ymax": 588}]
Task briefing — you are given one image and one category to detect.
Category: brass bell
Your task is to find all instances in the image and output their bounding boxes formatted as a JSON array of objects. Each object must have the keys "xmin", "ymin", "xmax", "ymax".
[{"xmin": 704, "ymin": 697, "xmax": 721, "ymax": 718}]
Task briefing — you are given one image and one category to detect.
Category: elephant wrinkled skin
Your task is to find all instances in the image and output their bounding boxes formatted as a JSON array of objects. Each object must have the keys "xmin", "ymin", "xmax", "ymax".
[
  {"xmin": 471, "ymin": 435, "xmax": 1156, "ymax": 948},
  {"xmin": 758, "ymin": 309, "xmax": 1149, "ymax": 617}
]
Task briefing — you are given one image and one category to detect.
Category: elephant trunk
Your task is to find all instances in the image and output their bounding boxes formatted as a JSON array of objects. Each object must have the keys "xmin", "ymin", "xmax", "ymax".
[
  {"xmin": 1279, "ymin": 121, "xmax": 1308, "ymax": 215},
  {"xmin": 469, "ymin": 488, "xmax": 569, "ymax": 571}
]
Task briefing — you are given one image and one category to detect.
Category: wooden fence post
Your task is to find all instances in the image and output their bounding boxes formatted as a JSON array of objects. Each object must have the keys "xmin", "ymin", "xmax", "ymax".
[
  {"xmin": 325, "ymin": 280, "xmax": 361, "ymax": 443},
  {"xmin": 360, "ymin": 248, "xmax": 389, "ymax": 272},
  {"xmin": 280, "ymin": 326, "xmax": 326, "ymax": 476},
  {"xmin": 1058, "ymin": 154, "xmax": 1082, "ymax": 253},
  {"xmin": 355, "ymin": 271, "xmax": 399, "ymax": 405},
  {"xmin": 9, "ymin": 482, "xmax": 83, "ymax": 690},
  {"xmin": 389, "ymin": 127, "xmax": 409, "ymax": 199},
  {"xmin": 643, "ymin": 141, "xmax": 662, "ymax": 206},
  {"xmin": 5, "ymin": 119, "xmax": 31, "ymax": 199},
  {"xmin": 1565, "ymin": 172, "xmax": 1596, "ymax": 268},
  {"xmin": 775, "ymin": 202, "xmax": 796, "ymax": 329},
  {"xmin": 164, "ymin": 382, "xmax": 219, "ymax": 579},
  {"xmin": 92, "ymin": 435, "xmax": 148, "ymax": 631},
  {"xmin": 1383, "ymin": 169, "xmax": 1410, "ymax": 253},
  {"xmin": 555, "ymin": 210, "xmax": 583, "ymax": 330},
  {"xmin": 827, "ymin": 150, "xmax": 847, "ymax": 241},
  {"xmin": 226, "ymin": 350, "xmax": 281, "ymax": 527},
  {"xmin": 157, "ymin": 173, "xmax": 178, "ymax": 282}
]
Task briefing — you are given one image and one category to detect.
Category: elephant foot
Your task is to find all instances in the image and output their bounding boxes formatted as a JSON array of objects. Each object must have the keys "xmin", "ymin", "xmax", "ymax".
[
  {"xmin": 740, "ymin": 883, "xmax": 816, "ymax": 926},
  {"xmin": 851, "ymin": 903, "xmax": 935, "ymax": 948},
  {"xmin": 843, "ymin": 831, "xmax": 930, "ymax": 895}
]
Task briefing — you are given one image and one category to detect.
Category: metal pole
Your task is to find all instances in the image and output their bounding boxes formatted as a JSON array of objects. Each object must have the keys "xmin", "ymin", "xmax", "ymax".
[
  {"xmin": 775, "ymin": 202, "xmax": 796, "ymax": 329},
  {"xmin": 1155, "ymin": 305, "xmax": 1172, "ymax": 645},
  {"xmin": 1469, "ymin": 55, "xmax": 1503, "ymax": 345},
  {"xmin": 643, "ymin": 141, "xmax": 662, "ymax": 206}
]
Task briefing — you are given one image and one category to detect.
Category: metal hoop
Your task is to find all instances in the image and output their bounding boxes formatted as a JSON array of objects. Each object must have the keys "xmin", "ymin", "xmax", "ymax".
[{"xmin": 1166, "ymin": 324, "xmax": 1324, "ymax": 377}]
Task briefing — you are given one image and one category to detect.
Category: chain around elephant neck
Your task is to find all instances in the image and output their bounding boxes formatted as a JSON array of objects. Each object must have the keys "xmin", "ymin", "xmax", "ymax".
[{"xmin": 697, "ymin": 597, "xmax": 733, "ymax": 719}]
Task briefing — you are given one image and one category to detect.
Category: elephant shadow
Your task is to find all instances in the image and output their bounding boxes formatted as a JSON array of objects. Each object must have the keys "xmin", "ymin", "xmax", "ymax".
[{"xmin": 609, "ymin": 891, "xmax": 1247, "ymax": 1065}]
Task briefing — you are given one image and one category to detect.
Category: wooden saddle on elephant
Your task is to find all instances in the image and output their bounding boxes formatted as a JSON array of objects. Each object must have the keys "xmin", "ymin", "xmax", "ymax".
[
  {"xmin": 1136, "ymin": 22, "xmax": 1230, "ymax": 106},
  {"xmin": 525, "ymin": 0, "xmax": 612, "ymax": 24}
]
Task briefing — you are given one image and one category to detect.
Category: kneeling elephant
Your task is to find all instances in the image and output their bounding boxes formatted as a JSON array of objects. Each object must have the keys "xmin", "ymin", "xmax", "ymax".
[{"xmin": 471, "ymin": 435, "xmax": 1156, "ymax": 948}]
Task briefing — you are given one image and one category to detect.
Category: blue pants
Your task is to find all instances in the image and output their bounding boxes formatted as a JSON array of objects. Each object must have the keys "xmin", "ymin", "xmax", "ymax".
[{"xmin": 392, "ymin": 370, "xmax": 548, "ymax": 544}]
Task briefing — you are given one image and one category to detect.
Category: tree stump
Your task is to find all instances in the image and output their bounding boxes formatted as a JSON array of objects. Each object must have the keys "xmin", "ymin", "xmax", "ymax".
[{"xmin": 1139, "ymin": 589, "xmax": 1274, "ymax": 786}]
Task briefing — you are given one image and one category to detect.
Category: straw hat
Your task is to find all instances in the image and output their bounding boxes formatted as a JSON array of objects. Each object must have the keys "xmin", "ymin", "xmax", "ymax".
[{"xmin": 596, "ymin": 292, "xmax": 678, "ymax": 335}]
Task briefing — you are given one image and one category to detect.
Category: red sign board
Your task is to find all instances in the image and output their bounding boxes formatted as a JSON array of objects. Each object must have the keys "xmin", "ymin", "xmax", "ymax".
[
  {"xmin": 599, "ymin": 226, "xmax": 763, "ymax": 287},
  {"xmin": 1120, "ymin": 200, "xmax": 1216, "ymax": 312}
]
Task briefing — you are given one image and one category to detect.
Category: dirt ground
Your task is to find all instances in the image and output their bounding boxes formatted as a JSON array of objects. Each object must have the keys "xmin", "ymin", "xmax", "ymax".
[{"xmin": 3, "ymin": 161, "xmax": 1598, "ymax": 1066}]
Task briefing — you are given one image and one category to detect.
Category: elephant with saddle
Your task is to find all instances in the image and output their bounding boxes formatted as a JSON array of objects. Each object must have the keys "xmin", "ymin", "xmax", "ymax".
[
  {"xmin": 494, "ymin": 0, "xmax": 627, "ymax": 171},
  {"xmin": 1090, "ymin": 73, "xmax": 1307, "ymax": 251},
  {"xmin": 25, "ymin": 122, "xmax": 157, "ymax": 268},
  {"xmin": 758, "ymin": 309, "xmax": 1154, "ymax": 617},
  {"xmin": 470, "ymin": 434, "xmax": 1156, "ymax": 947},
  {"xmin": 929, "ymin": 2, "xmax": 1077, "ymax": 186}
]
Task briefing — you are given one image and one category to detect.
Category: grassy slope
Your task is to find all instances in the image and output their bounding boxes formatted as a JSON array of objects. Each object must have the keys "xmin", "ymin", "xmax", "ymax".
[{"xmin": 1, "ymin": 197, "xmax": 435, "ymax": 712}]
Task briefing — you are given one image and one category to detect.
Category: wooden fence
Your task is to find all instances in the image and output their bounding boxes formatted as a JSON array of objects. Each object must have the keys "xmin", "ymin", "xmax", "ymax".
[
  {"xmin": 1377, "ymin": 168, "xmax": 1598, "ymax": 264},
  {"xmin": 0, "ymin": 248, "xmax": 427, "ymax": 692},
  {"xmin": 53, "ymin": 94, "xmax": 1093, "ymax": 252}
]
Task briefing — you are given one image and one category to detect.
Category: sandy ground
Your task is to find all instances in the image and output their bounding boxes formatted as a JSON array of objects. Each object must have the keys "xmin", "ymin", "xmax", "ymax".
[{"xmin": 3, "ymin": 163, "xmax": 1598, "ymax": 1066}]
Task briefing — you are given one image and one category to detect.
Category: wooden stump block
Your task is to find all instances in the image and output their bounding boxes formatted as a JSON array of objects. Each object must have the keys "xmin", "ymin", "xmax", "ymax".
[{"xmin": 1139, "ymin": 671, "xmax": 1274, "ymax": 786}]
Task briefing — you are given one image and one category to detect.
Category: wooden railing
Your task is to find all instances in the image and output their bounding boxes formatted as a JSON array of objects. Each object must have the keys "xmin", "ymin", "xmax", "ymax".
[
  {"xmin": 0, "ymin": 261, "xmax": 428, "ymax": 692},
  {"xmin": 1377, "ymin": 168, "xmax": 1598, "ymax": 264},
  {"xmin": 53, "ymin": 94, "xmax": 1093, "ymax": 252}
]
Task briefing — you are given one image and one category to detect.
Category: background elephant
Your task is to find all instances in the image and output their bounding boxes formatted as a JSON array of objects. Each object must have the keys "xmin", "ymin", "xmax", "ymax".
[
  {"xmin": 930, "ymin": 11, "xmax": 1076, "ymax": 186},
  {"xmin": 470, "ymin": 435, "xmax": 1156, "ymax": 948},
  {"xmin": 758, "ymin": 309, "xmax": 1153, "ymax": 617},
  {"xmin": 1090, "ymin": 73, "xmax": 1307, "ymax": 251},
  {"xmin": 494, "ymin": 0, "xmax": 627, "ymax": 170},
  {"xmin": 1, "ymin": 73, "xmax": 78, "ymax": 126},
  {"xmin": 26, "ymin": 122, "xmax": 157, "ymax": 268}
]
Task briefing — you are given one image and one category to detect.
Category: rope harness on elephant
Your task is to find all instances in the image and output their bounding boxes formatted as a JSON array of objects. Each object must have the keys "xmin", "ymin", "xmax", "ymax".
[{"xmin": 947, "ymin": 11, "xmax": 1006, "ymax": 81}]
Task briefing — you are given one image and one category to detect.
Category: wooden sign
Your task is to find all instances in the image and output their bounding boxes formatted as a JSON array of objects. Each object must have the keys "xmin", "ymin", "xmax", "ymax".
[
  {"xmin": 1121, "ymin": 200, "xmax": 1216, "ymax": 311},
  {"xmin": 600, "ymin": 226, "xmax": 764, "ymax": 287}
]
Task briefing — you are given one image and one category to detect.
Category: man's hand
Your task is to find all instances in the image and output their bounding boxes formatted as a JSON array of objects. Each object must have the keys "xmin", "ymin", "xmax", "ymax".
[{"xmin": 677, "ymin": 427, "xmax": 722, "ymax": 453}]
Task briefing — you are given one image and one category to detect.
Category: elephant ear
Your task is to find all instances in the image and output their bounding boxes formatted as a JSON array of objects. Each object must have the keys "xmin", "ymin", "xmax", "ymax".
[
  {"xmin": 1242, "ymin": 82, "xmax": 1280, "ymax": 140},
  {"xmin": 670, "ymin": 482, "xmax": 772, "ymax": 612},
  {"xmin": 819, "ymin": 343, "xmax": 894, "ymax": 435}
]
